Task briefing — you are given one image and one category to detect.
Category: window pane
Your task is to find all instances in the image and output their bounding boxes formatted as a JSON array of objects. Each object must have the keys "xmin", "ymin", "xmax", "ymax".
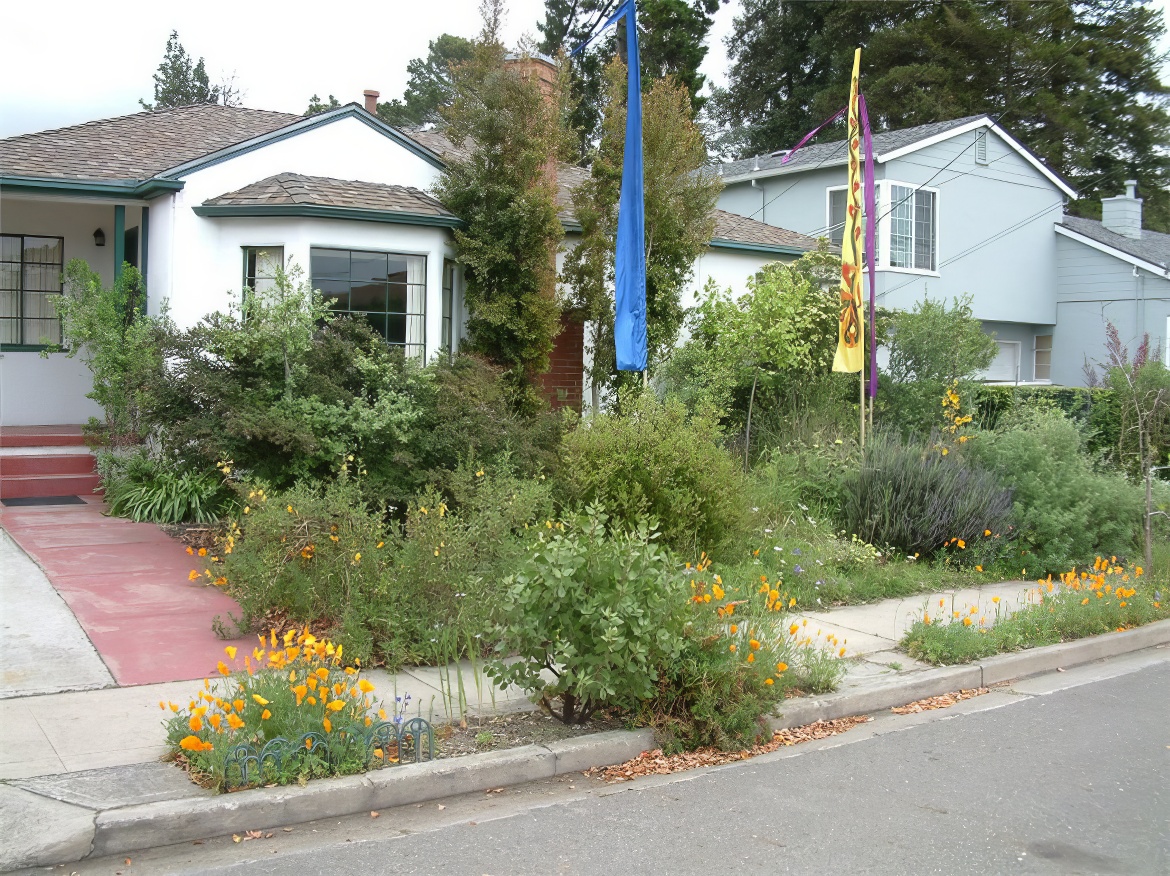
[
  {"xmin": 316, "ymin": 279, "xmax": 349, "ymax": 309},
  {"xmin": 349, "ymin": 281, "xmax": 386, "ymax": 312},
  {"xmin": 0, "ymin": 236, "xmax": 20, "ymax": 262},
  {"xmin": 311, "ymin": 248, "xmax": 350, "ymax": 280},
  {"xmin": 0, "ymin": 264, "xmax": 19, "ymax": 290},
  {"xmin": 387, "ymin": 283, "xmax": 409, "ymax": 314},
  {"xmin": 24, "ymin": 264, "xmax": 61, "ymax": 292},
  {"xmin": 387, "ymin": 314, "xmax": 407, "ymax": 344},
  {"xmin": 828, "ymin": 189, "xmax": 847, "ymax": 247},
  {"xmin": 889, "ymin": 185, "xmax": 913, "ymax": 268},
  {"xmin": 23, "ymin": 237, "xmax": 61, "ymax": 265},
  {"xmin": 0, "ymin": 289, "xmax": 19, "ymax": 319},
  {"xmin": 386, "ymin": 258, "xmax": 409, "ymax": 285},
  {"xmin": 0, "ymin": 317, "xmax": 19, "ymax": 344},
  {"xmin": 350, "ymin": 252, "xmax": 388, "ymax": 283},
  {"xmin": 23, "ymin": 292, "xmax": 60, "ymax": 344},
  {"xmin": 913, "ymin": 191, "xmax": 935, "ymax": 271}
]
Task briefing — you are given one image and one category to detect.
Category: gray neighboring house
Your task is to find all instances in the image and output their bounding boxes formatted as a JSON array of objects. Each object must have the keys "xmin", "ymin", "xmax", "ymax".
[{"xmin": 716, "ymin": 114, "xmax": 1170, "ymax": 386}]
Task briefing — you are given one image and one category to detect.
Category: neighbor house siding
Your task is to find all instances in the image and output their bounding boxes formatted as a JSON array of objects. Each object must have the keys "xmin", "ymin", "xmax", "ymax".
[
  {"xmin": 1052, "ymin": 234, "xmax": 1170, "ymax": 386},
  {"xmin": 718, "ymin": 127, "xmax": 1067, "ymax": 338}
]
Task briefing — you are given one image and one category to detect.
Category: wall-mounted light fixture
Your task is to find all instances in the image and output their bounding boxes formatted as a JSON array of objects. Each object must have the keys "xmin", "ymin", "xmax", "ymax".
[{"xmin": 93, "ymin": 228, "xmax": 106, "ymax": 247}]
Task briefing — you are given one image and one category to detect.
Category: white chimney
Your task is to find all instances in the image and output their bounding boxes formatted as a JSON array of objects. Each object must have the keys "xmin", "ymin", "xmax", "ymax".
[{"xmin": 1101, "ymin": 180, "xmax": 1142, "ymax": 239}]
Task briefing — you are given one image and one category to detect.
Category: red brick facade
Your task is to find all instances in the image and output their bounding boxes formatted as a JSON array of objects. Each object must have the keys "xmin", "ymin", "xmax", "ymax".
[{"xmin": 540, "ymin": 313, "xmax": 585, "ymax": 412}]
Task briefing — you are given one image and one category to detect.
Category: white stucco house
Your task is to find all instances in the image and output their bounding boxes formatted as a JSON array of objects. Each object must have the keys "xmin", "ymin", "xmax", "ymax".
[{"xmin": 0, "ymin": 81, "xmax": 820, "ymax": 428}]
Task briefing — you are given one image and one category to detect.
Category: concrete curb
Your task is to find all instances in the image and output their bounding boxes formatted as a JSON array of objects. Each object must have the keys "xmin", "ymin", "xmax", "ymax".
[
  {"xmin": 770, "ymin": 618, "xmax": 1170, "ymax": 731},
  {"xmin": 2, "ymin": 728, "xmax": 656, "ymax": 871}
]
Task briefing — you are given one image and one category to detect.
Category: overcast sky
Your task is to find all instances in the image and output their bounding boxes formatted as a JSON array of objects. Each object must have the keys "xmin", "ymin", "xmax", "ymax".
[{"xmin": 0, "ymin": 0, "xmax": 1165, "ymax": 139}]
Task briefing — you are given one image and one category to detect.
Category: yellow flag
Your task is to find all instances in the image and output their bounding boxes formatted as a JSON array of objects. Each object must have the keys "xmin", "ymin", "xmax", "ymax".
[{"xmin": 832, "ymin": 48, "xmax": 864, "ymax": 374}]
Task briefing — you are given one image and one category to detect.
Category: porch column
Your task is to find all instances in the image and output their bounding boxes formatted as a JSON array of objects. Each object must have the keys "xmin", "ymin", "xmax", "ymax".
[
  {"xmin": 140, "ymin": 206, "xmax": 149, "ymax": 314},
  {"xmin": 113, "ymin": 204, "xmax": 125, "ymax": 282}
]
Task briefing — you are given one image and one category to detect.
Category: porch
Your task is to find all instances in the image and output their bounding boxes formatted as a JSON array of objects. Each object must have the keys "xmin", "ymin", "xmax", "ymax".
[{"xmin": 1, "ymin": 195, "xmax": 148, "ymax": 426}]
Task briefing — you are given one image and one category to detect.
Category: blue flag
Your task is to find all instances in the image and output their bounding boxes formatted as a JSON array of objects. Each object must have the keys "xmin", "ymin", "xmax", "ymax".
[{"xmin": 571, "ymin": 0, "xmax": 647, "ymax": 372}]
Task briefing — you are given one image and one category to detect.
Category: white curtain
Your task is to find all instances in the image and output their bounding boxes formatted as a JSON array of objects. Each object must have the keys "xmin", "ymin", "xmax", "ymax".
[{"xmin": 406, "ymin": 255, "xmax": 426, "ymax": 356}]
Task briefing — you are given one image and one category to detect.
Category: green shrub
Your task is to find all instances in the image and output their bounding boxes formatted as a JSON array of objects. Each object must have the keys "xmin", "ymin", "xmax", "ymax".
[
  {"xmin": 368, "ymin": 464, "xmax": 556, "ymax": 668},
  {"xmin": 559, "ymin": 394, "xmax": 749, "ymax": 556},
  {"xmin": 838, "ymin": 431, "xmax": 1014, "ymax": 560},
  {"xmin": 98, "ymin": 449, "xmax": 228, "ymax": 523},
  {"xmin": 486, "ymin": 511, "xmax": 690, "ymax": 724},
  {"xmin": 215, "ymin": 478, "xmax": 392, "ymax": 659},
  {"xmin": 966, "ymin": 408, "xmax": 1142, "ymax": 571},
  {"xmin": 215, "ymin": 465, "xmax": 555, "ymax": 669},
  {"xmin": 51, "ymin": 260, "xmax": 166, "ymax": 445},
  {"xmin": 880, "ymin": 295, "xmax": 997, "ymax": 437}
]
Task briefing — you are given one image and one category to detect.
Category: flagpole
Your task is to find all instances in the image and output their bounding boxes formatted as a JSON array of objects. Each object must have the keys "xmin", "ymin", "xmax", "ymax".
[{"xmin": 859, "ymin": 354, "xmax": 866, "ymax": 450}]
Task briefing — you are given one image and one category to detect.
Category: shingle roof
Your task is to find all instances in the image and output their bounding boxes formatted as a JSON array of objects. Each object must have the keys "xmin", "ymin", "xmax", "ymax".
[
  {"xmin": 202, "ymin": 172, "xmax": 455, "ymax": 218},
  {"xmin": 711, "ymin": 209, "xmax": 825, "ymax": 251},
  {"xmin": 718, "ymin": 115, "xmax": 989, "ymax": 180},
  {"xmin": 0, "ymin": 104, "xmax": 301, "ymax": 181},
  {"xmin": 1059, "ymin": 214, "xmax": 1170, "ymax": 272}
]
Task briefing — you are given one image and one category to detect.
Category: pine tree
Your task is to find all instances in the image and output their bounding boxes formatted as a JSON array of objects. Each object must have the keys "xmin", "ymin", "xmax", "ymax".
[
  {"xmin": 376, "ymin": 34, "xmax": 476, "ymax": 126},
  {"xmin": 538, "ymin": 0, "xmax": 725, "ymax": 158},
  {"xmin": 304, "ymin": 94, "xmax": 341, "ymax": 116},
  {"xmin": 712, "ymin": 0, "xmax": 1170, "ymax": 231},
  {"xmin": 432, "ymin": 11, "xmax": 572, "ymax": 402},
  {"xmin": 140, "ymin": 31, "xmax": 236, "ymax": 110}
]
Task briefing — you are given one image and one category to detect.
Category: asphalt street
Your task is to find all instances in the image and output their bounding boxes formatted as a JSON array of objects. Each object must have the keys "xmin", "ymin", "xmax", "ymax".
[{"xmin": 64, "ymin": 656, "xmax": 1169, "ymax": 875}]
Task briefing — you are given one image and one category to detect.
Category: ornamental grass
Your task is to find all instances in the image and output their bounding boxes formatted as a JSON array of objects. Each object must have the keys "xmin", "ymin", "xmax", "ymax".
[
  {"xmin": 900, "ymin": 557, "xmax": 1168, "ymax": 665},
  {"xmin": 163, "ymin": 628, "xmax": 408, "ymax": 791}
]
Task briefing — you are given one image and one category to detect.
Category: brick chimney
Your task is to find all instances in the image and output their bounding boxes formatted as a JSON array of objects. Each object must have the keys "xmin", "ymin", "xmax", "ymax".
[
  {"xmin": 363, "ymin": 90, "xmax": 380, "ymax": 114},
  {"xmin": 1101, "ymin": 180, "xmax": 1142, "ymax": 239}
]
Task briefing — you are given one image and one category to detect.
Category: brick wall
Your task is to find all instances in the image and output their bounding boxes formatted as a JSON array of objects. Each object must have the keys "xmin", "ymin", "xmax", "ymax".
[{"xmin": 540, "ymin": 313, "xmax": 584, "ymax": 412}]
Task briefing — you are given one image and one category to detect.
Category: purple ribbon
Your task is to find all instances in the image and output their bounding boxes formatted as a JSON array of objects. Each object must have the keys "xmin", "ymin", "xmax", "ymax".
[
  {"xmin": 859, "ymin": 93, "xmax": 877, "ymax": 399},
  {"xmin": 779, "ymin": 105, "xmax": 848, "ymax": 164}
]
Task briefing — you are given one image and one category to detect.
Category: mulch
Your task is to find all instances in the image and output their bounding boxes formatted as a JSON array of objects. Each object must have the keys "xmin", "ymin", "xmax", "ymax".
[{"xmin": 890, "ymin": 687, "xmax": 989, "ymax": 714}]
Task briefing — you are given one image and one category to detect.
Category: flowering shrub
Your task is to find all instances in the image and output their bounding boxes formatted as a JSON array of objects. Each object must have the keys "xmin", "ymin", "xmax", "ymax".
[
  {"xmin": 489, "ymin": 513, "xmax": 848, "ymax": 745},
  {"xmin": 900, "ymin": 558, "xmax": 1168, "ymax": 664},
  {"xmin": 163, "ymin": 631, "xmax": 404, "ymax": 790},
  {"xmin": 209, "ymin": 478, "xmax": 392, "ymax": 661},
  {"xmin": 838, "ymin": 431, "xmax": 1014, "ymax": 559},
  {"xmin": 638, "ymin": 554, "xmax": 845, "ymax": 752}
]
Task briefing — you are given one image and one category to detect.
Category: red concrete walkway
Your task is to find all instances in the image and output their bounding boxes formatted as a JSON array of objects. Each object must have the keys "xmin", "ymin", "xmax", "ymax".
[{"xmin": 0, "ymin": 496, "xmax": 250, "ymax": 686}]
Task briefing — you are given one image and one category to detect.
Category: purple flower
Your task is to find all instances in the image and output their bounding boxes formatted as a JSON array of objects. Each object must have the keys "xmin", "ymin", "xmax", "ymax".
[
  {"xmin": 792, "ymin": 548, "xmax": 802, "ymax": 556},
  {"xmin": 793, "ymin": 564, "xmax": 804, "ymax": 574}
]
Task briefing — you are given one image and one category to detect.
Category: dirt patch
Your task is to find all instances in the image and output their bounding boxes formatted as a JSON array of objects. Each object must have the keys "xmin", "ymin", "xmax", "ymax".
[{"xmin": 434, "ymin": 710, "xmax": 624, "ymax": 759}]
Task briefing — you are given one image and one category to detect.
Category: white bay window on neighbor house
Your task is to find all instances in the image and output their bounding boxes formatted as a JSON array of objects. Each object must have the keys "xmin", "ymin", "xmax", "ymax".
[
  {"xmin": 887, "ymin": 184, "xmax": 937, "ymax": 272},
  {"xmin": 310, "ymin": 248, "xmax": 426, "ymax": 359},
  {"xmin": 1, "ymin": 234, "xmax": 64, "ymax": 348},
  {"xmin": 832, "ymin": 183, "xmax": 939, "ymax": 273}
]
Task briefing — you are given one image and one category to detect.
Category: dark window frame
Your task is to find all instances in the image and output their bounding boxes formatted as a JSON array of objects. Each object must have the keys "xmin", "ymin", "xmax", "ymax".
[
  {"xmin": 310, "ymin": 247, "xmax": 427, "ymax": 359},
  {"xmin": 0, "ymin": 233, "xmax": 65, "ymax": 350}
]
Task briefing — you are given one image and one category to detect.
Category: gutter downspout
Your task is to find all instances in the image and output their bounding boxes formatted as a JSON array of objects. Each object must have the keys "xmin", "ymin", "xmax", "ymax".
[{"xmin": 751, "ymin": 179, "xmax": 764, "ymax": 221}]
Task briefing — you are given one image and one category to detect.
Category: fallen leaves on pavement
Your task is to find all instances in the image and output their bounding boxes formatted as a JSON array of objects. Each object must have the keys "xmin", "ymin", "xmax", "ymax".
[
  {"xmin": 890, "ymin": 687, "xmax": 989, "ymax": 715},
  {"xmin": 587, "ymin": 716, "xmax": 873, "ymax": 783}
]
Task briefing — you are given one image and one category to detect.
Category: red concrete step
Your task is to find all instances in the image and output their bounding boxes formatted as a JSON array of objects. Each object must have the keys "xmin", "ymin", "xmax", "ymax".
[
  {"xmin": 0, "ymin": 453, "xmax": 97, "ymax": 476},
  {"xmin": 0, "ymin": 473, "xmax": 102, "ymax": 500},
  {"xmin": 0, "ymin": 425, "xmax": 87, "ymax": 448}
]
